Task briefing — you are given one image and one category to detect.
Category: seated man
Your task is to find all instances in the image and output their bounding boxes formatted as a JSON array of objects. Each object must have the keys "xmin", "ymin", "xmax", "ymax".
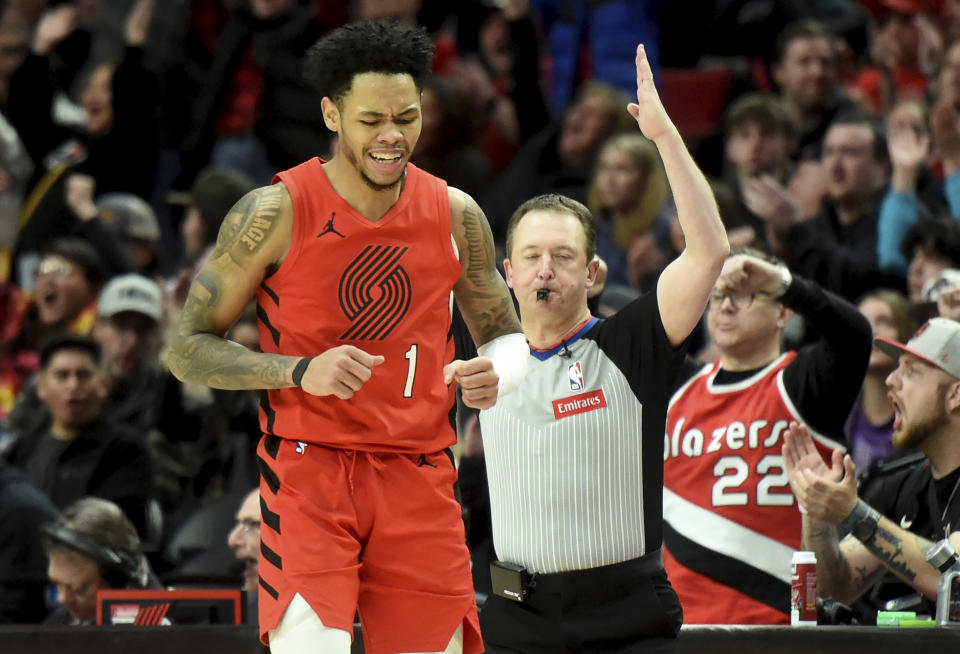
[
  {"xmin": 715, "ymin": 93, "xmax": 794, "ymax": 250},
  {"xmin": 766, "ymin": 110, "xmax": 905, "ymax": 301},
  {"xmin": 42, "ymin": 497, "xmax": 160, "ymax": 625},
  {"xmin": 3, "ymin": 334, "xmax": 155, "ymax": 538},
  {"xmin": 227, "ymin": 487, "xmax": 260, "ymax": 596},
  {"xmin": 662, "ymin": 249, "xmax": 872, "ymax": 624},
  {"xmin": 784, "ymin": 317, "xmax": 960, "ymax": 621}
]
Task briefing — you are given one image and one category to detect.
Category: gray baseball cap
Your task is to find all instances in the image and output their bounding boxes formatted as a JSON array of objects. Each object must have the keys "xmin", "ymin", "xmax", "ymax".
[
  {"xmin": 97, "ymin": 193, "xmax": 160, "ymax": 243},
  {"xmin": 875, "ymin": 317, "xmax": 960, "ymax": 380},
  {"xmin": 97, "ymin": 274, "xmax": 162, "ymax": 323}
]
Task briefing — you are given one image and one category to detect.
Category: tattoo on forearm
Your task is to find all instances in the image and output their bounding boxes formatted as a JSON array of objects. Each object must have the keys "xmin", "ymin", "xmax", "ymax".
[
  {"xmin": 167, "ymin": 270, "xmax": 294, "ymax": 389},
  {"xmin": 809, "ymin": 525, "xmax": 833, "ymax": 540},
  {"xmin": 166, "ymin": 333, "xmax": 294, "ymax": 389},
  {"xmin": 862, "ymin": 525, "xmax": 917, "ymax": 583},
  {"xmin": 835, "ymin": 547, "xmax": 853, "ymax": 592},
  {"xmin": 805, "ymin": 524, "xmax": 850, "ymax": 597}
]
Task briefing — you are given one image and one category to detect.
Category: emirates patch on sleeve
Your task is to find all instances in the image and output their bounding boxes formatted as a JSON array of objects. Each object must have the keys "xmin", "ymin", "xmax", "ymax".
[{"xmin": 552, "ymin": 389, "xmax": 607, "ymax": 420}]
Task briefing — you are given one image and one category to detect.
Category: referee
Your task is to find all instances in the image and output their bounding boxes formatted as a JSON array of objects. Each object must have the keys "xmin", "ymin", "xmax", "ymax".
[{"xmin": 477, "ymin": 44, "xmax": 729, "ymax": 652}]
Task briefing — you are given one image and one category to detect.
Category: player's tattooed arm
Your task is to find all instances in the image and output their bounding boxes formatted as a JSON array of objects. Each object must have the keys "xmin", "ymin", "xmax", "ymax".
[
  {"xmin": 448, "ymin": 187, "xmax": 521, "ymax": 346},
  {"xmin": 164, "ymin": 184, "xmax": 300, "ymax": 390}
]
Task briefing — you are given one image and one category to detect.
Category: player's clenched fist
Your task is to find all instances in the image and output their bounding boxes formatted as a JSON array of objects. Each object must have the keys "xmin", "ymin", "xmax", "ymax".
[
  {"xmin": 300, "ymin": 345, "xmax": 384, "ymax": 399},
  {"xmin": 444, "ymin": 357, "xmax": 499, "ymax": 410}
]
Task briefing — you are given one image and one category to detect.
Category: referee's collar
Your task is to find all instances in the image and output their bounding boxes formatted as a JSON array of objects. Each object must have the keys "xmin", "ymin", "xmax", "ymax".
[{"xmin": 529, "ymin": 317, "xmax": 598, "ymax": 361}]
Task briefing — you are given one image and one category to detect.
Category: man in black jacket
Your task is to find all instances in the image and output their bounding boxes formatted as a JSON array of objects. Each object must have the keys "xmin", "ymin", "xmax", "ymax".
[{"xmin": 4, "ymin": 333, "xmax": 154, "ymax": 539}]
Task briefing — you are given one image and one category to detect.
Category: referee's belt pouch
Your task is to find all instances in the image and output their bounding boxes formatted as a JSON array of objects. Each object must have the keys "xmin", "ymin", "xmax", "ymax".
[{"xmin": 490, "ymin": 560, "xmax": 532, "ymax": 603}]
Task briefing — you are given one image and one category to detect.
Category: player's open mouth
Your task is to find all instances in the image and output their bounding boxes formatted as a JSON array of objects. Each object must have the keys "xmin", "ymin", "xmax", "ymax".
[{"xmin": 368, "ymin": 151, "xmax": 404, "ymax": 172}]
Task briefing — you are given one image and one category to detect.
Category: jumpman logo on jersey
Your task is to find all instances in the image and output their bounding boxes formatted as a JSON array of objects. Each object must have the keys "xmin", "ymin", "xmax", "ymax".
[{"xmin": 317, "ymin": 212, "xmax": 345, "ymax": 238}]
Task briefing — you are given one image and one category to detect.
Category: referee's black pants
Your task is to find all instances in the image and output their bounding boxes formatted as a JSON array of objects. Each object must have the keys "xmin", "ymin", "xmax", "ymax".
[{"xmin": 481, "ymin": 552, "xmax": 682, "ymax": 653}]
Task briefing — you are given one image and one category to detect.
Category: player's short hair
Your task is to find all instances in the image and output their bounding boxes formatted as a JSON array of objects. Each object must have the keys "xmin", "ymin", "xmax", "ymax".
[
  {"xmin": 303, "ymin": 20, "xmax": 435, "ymax": 107},
  {"xmin": 505, "ymin": 194, "xmax": 597, "ymax": 263}
]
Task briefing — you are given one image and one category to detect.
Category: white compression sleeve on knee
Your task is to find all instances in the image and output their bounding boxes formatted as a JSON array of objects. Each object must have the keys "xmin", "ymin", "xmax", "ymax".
[
  {"xmin": 268, "ymin": 593, "xmax": 351, "ymax": 654},
  {"xmin": 477, "ymin": 332, "xmax": 528, "ymax": 398}
]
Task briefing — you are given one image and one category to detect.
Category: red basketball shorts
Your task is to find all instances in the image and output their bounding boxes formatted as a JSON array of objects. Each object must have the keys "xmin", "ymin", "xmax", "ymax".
[{"xmin": 256, "ymin": 435, "xmax": 483, "ymax": 654}]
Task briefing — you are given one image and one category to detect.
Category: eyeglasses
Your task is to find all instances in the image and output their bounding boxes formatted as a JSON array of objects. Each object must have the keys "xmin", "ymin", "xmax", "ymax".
[
  {"xmin": 36, "ymin": 258, "xmax": 77, "ymax": 279},
  {"xmin": 708, "ymin": 290, "xmax": 772, "ymax": 310},
  {"xmin": 236, "ymin": 519, "xmax": 260, "ymax": 535}
]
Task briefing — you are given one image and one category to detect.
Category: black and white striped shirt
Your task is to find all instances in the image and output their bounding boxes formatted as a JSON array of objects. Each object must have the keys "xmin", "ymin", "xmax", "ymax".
[{"xmin": 479, "ymin": 293, "xmax": 686, "ymax": 574}]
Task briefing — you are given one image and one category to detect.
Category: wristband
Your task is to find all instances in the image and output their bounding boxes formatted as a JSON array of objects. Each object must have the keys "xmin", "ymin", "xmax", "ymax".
[
  {"xmin": 837, "ymin": 500, "xmax": 870, "ymax": 533},
  {"xmin": 292, "ymin": 357, "xmax": 312, "ymax": 388},
  {"xmin": 839, "ymin": 500, "xmax": 881, "ymax": 542}
]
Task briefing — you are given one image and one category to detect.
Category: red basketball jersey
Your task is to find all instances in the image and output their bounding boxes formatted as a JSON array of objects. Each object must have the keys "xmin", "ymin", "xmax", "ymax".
[
  {"xmin": 255, "ymin": 159, "xmax": 462, "ymax": 452},
  {"xmin": 662, "ymin": 353, "xmax": 843, "ymax": 624}
]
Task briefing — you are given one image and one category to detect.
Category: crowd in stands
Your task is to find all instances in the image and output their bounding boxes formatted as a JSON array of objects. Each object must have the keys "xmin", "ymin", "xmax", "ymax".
[{"xmin": 2, "ymin": 0, "xmax": 960, "ymax": 633}]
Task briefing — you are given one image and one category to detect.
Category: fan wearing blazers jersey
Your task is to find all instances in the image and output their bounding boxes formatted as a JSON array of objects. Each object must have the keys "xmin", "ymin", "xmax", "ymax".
[{"xmin": 662, "ymin": 249, "xmax": 872, "ymax": 624}]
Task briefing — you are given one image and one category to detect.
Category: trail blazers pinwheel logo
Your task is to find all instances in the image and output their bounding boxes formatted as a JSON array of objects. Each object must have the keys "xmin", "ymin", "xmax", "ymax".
[{"xmin": 339, "ymin": 245, "xmax": 411, "ymax": 340}]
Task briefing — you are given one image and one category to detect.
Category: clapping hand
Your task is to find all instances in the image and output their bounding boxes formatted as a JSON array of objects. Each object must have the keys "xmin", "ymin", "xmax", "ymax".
[
  {"xmin": 887, "ymin": 103, "xmax": 931, "ymax": 190},
  {"xmin": 741, "ymin": 175, "xmax": 797, "ymax": 237},
  {"xmin": 782, "ymin": 421, "xmax": 857, "ymax": 522}
]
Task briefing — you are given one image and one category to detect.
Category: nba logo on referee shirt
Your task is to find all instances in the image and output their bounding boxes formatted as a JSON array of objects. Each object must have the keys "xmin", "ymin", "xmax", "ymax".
[{"xmin": 568, "ymin": 361, "xmax": 584, "ymax": 390}]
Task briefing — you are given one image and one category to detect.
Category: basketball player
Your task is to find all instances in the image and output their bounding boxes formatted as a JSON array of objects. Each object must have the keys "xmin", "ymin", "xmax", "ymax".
[{"xmin": 165, "ymin": 20, "xmax": 525, "ymax": 654}]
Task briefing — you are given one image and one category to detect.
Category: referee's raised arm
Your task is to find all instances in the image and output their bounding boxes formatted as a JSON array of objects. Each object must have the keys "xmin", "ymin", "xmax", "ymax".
[{"xmin": 626, "ymin": 44, "xmax": 729, "ymax": 346}]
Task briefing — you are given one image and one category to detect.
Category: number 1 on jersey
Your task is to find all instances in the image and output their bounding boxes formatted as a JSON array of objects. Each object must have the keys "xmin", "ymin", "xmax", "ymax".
[{"xmin": 403, "ymin": 344, "xmax": 418, "ymax": 398}]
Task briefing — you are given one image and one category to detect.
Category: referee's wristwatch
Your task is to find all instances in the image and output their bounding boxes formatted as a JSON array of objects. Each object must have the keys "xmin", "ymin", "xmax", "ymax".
[
  {"xmin": 771, "ymin": 265, "xmax": 792, "ymax": 300},
  {"xmin": 851, "ymin": 507, "xmax": 881, "ymax": 542}
]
